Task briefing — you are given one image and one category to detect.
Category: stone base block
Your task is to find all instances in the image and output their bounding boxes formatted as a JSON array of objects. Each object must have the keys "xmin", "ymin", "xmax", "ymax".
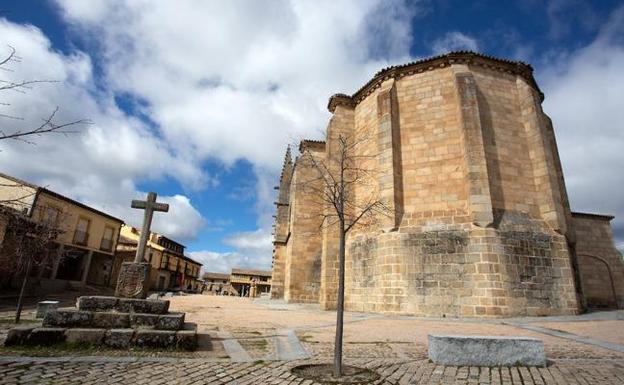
[
  {"xmin": 92, "ymin": 312, "xmax": 130, "ymax": 329},
  {"xmin": 157, "ymin": 313, "xmax": 185, "ymax": 330},
  {"xmin": 176, "ymin": 330, "xmax": 199, "ymax": 351},
  {"xmin": 117, "ymin": 298, "xmax": 169, "ymax": 314},
  {"xmin": 27, "ymin": 328, "xmax": 66, "ymax": 346},
  {"xmin": 43, "ymin": 309, "xmax": 93, "ymax": 328},
  {"xmin": 134, "ymin": 330, "xmax": 177, "ymax": 349},
  {"xmin": 115, "ymin": 262, "xmax": 151, "ymax": 299},
  {"xmin": 65, "ymin": 328, "xmax": 106, "ymax": 345},
  {"xmin": 77, "ymin": 296, "xmax": 170, "ymax": 314},
  {"xmin": 428, "ymin": 335, "xmax": 546, "ymax": 367},
  {"xmin": 104, "ymin": 329, "xmax": 134, "ymax": 349},
  {"xmin": 130, "ymin": 313, "xmax": 160, "ymax": 328},
  {"xmin": 36, "ymin": 301, "xmax": 59, "ymax": 319},
  {"xmin": 77, "ymin": 296, "xmax": 118, "ymax": 312},
  {"xmin": 4, "ymin": 325, "xmax": 37, "ymax": 346}
]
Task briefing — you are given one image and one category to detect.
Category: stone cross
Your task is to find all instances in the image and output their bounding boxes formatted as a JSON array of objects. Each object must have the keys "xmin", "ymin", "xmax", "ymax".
[{"xmin": 131, "ymin": 192, "xmax": 169, "ymax": 263}]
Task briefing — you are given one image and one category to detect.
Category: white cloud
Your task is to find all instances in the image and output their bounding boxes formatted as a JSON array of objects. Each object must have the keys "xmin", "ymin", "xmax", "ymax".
[
  {"xmin": 190, "ymin": 229, "xmax": 273, "ymax": 274},
  {"xmin": 431, "ymin": 31, "xmax": 479, "ymax": 54},
  {"xmin": 0, "ymin": 19, "xmax": 206, "ymax": 240},
  {"xmin": 48, "ymin": 0, "xmax": 420, "ymax": 268},
  {"xmin": 540, "ymin": 6, "xmax": 624, "ymax": 243}
]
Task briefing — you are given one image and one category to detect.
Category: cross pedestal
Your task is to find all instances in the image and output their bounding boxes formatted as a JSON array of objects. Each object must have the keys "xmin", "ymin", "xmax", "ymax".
[{"xmin": 115, "ymin": 192, "xmax": 169, "ymax": 299}]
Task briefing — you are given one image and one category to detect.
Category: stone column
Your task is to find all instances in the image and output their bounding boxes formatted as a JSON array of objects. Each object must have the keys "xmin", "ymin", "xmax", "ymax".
[
  {"xmin": 453, "ymin": 66, "xmax": 494, "ymax": 227},
  {"xmin": 81, "ymin": 250, "xmax": 93, "ymax": 284},
  {"xmin": 377, "ymin": 79, "xmax": 403, "ymax": 231},
  {"xmin": 50, "ymin": 244, "xmax": 64, "ymax": 280}
]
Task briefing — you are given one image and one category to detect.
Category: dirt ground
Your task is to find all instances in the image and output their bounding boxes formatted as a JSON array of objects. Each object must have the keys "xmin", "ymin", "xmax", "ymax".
[
  {"xmin": 170, "ymin": 294, "xmax": 624, "ymax": 360},
  {"xmin": 1, "ymin": 293, "xmax": 623, "ymax": 361}
]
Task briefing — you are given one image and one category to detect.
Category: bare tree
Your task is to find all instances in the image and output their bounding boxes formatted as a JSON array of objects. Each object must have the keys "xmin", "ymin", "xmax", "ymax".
[
  {"xmin": 0, "ymin": 45, "xmax": 89, "ymax": 144},
  {"xmin": 297, "ymin": 132, "xmax": 390, "ymax": 377},
  {"xmin": 0, "ymin": 206, "xmax": 65, "ymax": 322}
]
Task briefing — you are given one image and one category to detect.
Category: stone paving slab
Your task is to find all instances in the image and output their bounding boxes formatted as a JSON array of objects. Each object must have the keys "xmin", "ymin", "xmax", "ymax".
[{"xmin": 0, "ymin": 356, "xmax": 623, "ymax": 384}]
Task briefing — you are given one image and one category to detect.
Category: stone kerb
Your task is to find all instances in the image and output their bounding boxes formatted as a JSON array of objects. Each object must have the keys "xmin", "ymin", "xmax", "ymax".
[{"xmin": 428, "ymin": 334, "xmax": 546, "ymax": 367}]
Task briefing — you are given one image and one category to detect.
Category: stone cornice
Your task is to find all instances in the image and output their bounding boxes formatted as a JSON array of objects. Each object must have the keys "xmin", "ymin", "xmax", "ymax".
[
  {"xmin": 327, "ymin": 51, "xmax": 544, "ymax": 112},
  {"xmin": 298, "ymin": 139, "xmax": 326, "ymax": 153}
]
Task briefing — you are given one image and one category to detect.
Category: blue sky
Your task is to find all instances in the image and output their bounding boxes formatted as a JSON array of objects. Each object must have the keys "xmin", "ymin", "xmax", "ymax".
[{"xmin": 1, "ymin": 1, "xmax": 623, "ymax": 272}]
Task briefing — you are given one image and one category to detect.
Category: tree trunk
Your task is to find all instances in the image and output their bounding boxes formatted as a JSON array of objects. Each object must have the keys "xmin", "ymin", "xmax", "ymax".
[
  {"xmin": 333, "ymin": 220, "xmax": 346, "ymax": 377},
  {"xmin": 15, "ymin": 257, "xmax": 32, "ymax": 323}
]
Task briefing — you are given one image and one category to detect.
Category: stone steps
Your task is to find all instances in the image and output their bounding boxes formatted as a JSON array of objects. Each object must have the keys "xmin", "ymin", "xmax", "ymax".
[
  {"xmin": 43, "ymin": 309, "xmax": 185, "ymax": 330},
  {"xmin": 5, "ymin": 323, "xmax": 199, "ymax": 351},
  {"xmin": 77, "ymin": 296, "xmax": 169, "ymax": 314}
]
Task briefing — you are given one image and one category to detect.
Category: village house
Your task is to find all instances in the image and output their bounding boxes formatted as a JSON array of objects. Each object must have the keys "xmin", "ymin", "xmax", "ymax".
[
  {"xmin": 230, "ymin": 268, "xmax": 272, "ymax": 298},
  {"xmin": 203, "ymin": 268, "xmax": 272, "ymax": 297},
  {"xmin": 202, "ymin": 272, "xmax": 236, "ymax": 295},
  {"xmin": 0, "ymin": 172, "xmax": 124, "ymax": 290},
  {"xmin": 113, "ymin": 224, "xmax": 203, "ymax": 292}
]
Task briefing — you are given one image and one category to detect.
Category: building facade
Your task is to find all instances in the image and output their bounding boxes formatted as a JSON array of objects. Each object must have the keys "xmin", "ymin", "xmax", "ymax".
[
  {"xmin": 271, "ymin": 52, "xmax": 624, "ymax": 317},
  {"xmin": 113, "ymin": 225, "xmax": 203, "ymax": 292},
  {"xmin": 230, "ymin": 268, "xmax": 272, "ymax": 297},
  {"xmin": 0, "ymin": 172, "xmax": 123, "ymax": 289},
  {"xmin": 203, "ymin": 269, "xmax": 272, "ymax": 297}
]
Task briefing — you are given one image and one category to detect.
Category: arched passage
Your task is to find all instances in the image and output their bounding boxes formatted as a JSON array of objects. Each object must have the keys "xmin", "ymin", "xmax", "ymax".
[{"xmin": 578, "ymin": 254, "xmax": 618, "ymax": 309}]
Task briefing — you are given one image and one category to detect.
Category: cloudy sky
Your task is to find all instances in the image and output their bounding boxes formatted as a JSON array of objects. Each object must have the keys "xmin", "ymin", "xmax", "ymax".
[{"xmin": 1, "ymin": 0, "xmax": 623, "ymax": 272}]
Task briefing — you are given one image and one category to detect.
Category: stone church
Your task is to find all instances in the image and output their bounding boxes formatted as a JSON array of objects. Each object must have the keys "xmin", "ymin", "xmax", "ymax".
[{"xmin": 270, "ymin": 51, "xmax": 624, "ymax": 317}]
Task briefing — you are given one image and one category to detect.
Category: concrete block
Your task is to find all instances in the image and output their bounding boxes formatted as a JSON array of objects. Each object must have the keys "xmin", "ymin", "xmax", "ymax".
[
  {"xmin": 36, "ymin": 301, "xmax": 59, "ymax": 319},
  {"xmin": 157, "ymin": 313, "xmax": 185, "ymax": 330},
  {"xmin": 428, "ymin": 335, "xmax": 546, "ymax": 367},
  {"xmin": 134, "ymin": 330, "xmax": 177, "ymax": 349},
  {"xmin": 176, "ymin": 330, "xmax": 198, "ymax": 351},
  {"xmin": 92, "ymin": 312, "xmax": 130, "ymax": 328},
  {"xmin": 65, "ymin": 328, "xmax": 106, "ymax": 345},
  {"xmin": 4, "ymin": 325, "xmax": 36, "ymax": 346},
  {"xmin": 43, "ymin": 309, "xmax": 93, "ymax": 328},
  {"xmin": 129, "ymin": 313, "xmax": 160, "ymax": 329},
  {"xmin": 26, "ymin": 327, "xmax": 66, "ymax": 345},
  {"xmin": 117, "ymin": 298, "xmax": 169, "ymax": 314},
  {"xmin": 104, "ymin": 329, "xmax": 135, "ymax": 349},
  {"xmin": 77, "ymin": 296, "xmax": 118, "ymax": 312}
]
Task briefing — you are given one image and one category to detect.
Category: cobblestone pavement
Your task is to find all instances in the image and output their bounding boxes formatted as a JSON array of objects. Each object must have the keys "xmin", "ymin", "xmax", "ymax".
[{"xmin": 1, "ymin": 356, "xmax": 623, "ymax": 384}]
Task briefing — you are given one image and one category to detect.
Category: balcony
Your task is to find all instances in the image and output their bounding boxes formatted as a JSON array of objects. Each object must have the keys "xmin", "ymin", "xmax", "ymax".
[
  {"xmin": 100, "ymin": 238, "xmax": 113, "ymax": 252},
  {"xmin": 73, "ymin": 230, "xmax": 89, "ymax": 246}
]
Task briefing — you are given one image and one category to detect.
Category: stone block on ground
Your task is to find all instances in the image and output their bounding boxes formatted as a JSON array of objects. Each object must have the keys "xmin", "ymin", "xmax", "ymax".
[
  {"xmin": 43, "ymin": 309, "xmax": 93, "ymax": 328},
  {"xmin": 129, "ymin": 313, "xmax": 160, "ymax": 329},
  {"xmin": 134, "ymin": 330, "xmax": 177, "ymax": 349},
  {"xmin": 104, "ymin": 329, "xmax": 135, "ymax": 349},
  {"xmin": 26, "ymin": 328, "xmax": 66, "ymax": 346},
  {"xmin": 65, "ymin": 328, "xmax": 106, "ymax": 345},
  {"xmin": 77, "ymin": 296, "xmax": 118, "ymax": 312},
  {"xmin": 115, "ymin": 262, "xmax": 151, "ymax": 299},
  {"xmin": 117, "ymin": 298, "xmax": 169, "ymax": 314},
  {"xmin": 92, "ymin": 312, "xmax": 130, "ymax": 329},
  {"xmin": 36, "ymin": 300, "xmax": 59, "ymax": 319},
  {"xmin": 176, "ymin": 330, "xmax": 198, "ymax": 351},
  {"xmin": 4, "ymin": 325, "xmax": 37, "ymax": 346},
  {"xmin": 157, "ymin": 313, "xmax": 185, "ymax": 330},
  {"xmin": 428, "ymin": 335, "xmax": 546, "ymax": 367}
]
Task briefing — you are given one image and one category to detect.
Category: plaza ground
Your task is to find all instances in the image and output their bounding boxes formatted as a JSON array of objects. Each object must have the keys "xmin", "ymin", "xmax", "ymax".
[{"xmin": 1, "ymin": 294, "xmax": 623, "ymax": 383}]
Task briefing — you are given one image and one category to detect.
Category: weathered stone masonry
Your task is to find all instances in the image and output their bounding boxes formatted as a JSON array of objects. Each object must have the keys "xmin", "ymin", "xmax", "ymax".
[{"xmin": 271, "ymin": 51, "xmax": 624, "ymax": 316}]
